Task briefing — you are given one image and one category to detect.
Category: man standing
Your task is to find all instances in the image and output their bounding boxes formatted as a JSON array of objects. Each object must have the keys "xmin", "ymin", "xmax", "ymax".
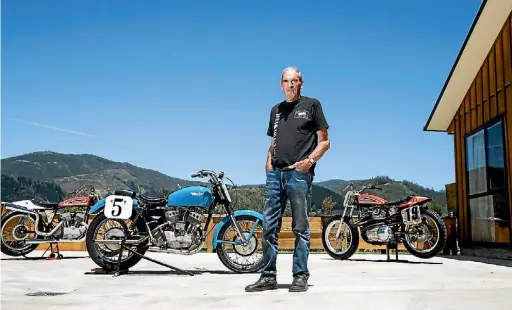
[{"xmin": 245, "ymin": 67, "xmax": 330, "ymax": 293}]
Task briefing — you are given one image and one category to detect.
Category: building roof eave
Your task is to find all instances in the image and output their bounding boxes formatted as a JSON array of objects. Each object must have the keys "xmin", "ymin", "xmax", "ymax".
[{"xmin": 424, "ymin": 0, "xmax": 512, "ymax": 132}]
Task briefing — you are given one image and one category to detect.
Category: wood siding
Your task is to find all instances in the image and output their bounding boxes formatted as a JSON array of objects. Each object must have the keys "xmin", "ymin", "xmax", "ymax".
[{"xmin": 450, "ymin": 13, "xmax": 512, "ymax": 247}]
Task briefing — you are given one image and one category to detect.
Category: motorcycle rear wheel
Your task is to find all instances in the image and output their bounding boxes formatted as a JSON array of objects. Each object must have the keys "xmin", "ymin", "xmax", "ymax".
[
  {"xmin": 0, "ymin": 211, "xmax": 39, "ymax": 257},
  {"xmin": 402, "ymin": 208, "xmax": 447, "ymax": 259},
  {"xmin": 322, "ymin": 216, "xmax": 359, "ymax": 260},
  {"xmin": 86, "ymin": 213, "xmax": 148, "ymax": 272}
]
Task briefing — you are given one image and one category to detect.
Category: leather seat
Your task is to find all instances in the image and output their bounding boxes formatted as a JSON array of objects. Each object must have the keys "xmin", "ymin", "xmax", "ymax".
[
  {"xmin": 38, "ymin": 202, "xmax": 60, "ymax": 209},
  {"xmin": 385, "ymin": 196, "xmax": 412, "ymax": 206},
  {"xmin": 139, "ymin": 195, "xmax": 166, "ymax": 205}
]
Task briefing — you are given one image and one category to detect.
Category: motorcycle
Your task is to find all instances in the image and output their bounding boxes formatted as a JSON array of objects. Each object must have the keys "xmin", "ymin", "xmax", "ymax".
[
  {"xmin": 321, "ymin": 183, "xmax": 447, "ymax": 260},
  {"xmin": 85, "ymin": 169, "xmax": 266, "ymax": 274},
  {"xmin": 1, "ymin": 187, "xmax": 101, "ymax": 259}
]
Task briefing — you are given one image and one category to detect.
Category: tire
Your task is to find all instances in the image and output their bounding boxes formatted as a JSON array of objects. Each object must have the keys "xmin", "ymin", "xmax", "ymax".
[
  {"xmin": 216, "ymin": 214, "xmax": 267, "ymax": 273},
  {"xmin": 86, "ymin": 213, "xmax": 148, "ymax": 271},
  {"xmin": 1, "ymin": 211, "xmax": 39, "ymax": 257},
  {"xmin": 321, "ymin": 216, "xmax": 359, "ymax": 260},
  {"xmin": 402, "ymin": 208, "xmax": 447, "ymax": 259}
]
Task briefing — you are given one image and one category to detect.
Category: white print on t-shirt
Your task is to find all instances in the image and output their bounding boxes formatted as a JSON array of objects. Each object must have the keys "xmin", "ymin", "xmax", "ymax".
[
  {"xmin": 294, "ymin": 110, "xmax": 310, "ymax": 120},
  {"xmin": 272, "ymin": 112, "xmax": 280, "ymax": 161}
]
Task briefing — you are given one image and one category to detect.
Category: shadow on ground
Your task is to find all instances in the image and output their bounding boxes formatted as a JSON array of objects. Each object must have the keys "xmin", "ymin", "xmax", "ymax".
[
  {"xmin": 439, "ymin": 255, "xmax": 512, "ymax": 268},
  {"xmin": 277, "ymin": 284, "xmax": 314, "ymax": 289},
  {"xmin": 83, "ymin": 268, "xmax": 251, "ymax": 276},
  {"xmin": 321, "ymin": 257, "xmax": 443, "ymax": 265},
  {"xmin": 1, "ymin": 255, "xmax": 88, "ymax": 261}
]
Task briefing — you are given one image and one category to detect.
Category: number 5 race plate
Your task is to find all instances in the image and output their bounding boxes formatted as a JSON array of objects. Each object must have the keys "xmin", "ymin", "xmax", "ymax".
[{"xmin": 104, "ymin": 195, "xmax": 133, "ymax": 220}]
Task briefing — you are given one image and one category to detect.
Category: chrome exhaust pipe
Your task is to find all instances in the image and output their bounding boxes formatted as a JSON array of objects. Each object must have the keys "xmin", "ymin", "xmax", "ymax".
[
  {"xmin": 24, "ymin": 236, "xmax": 87, "ymax": 244},
  {"xmin": 94, "ymin": 237, "xmax": 147, "ymax": 245},
  {"xmin": 24, "ymin": 239, "xmax": 59, "ymax": 244}
]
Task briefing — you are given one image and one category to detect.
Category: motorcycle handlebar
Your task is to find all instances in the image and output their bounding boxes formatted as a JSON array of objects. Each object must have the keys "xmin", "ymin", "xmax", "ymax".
[
  {"xmin": 191, "ymin": 170, "xmax": 225, "ymax": 181},
  {"xmin": 345, "ymin": 184, "xmax": 383, "ymax": 194}
]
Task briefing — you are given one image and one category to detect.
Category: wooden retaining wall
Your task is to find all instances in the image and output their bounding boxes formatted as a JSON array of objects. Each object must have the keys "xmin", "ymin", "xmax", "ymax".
[{"xmin": 1, "ymin": 203, "xmax": 404, "ymax": 252}]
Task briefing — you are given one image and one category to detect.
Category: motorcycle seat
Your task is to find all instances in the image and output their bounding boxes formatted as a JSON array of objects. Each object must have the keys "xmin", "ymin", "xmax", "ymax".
[
  {"xmin": 42, "ymin": 203, "xmax": 60, "ymax": 209},
  {"xmin": 33, "ymin": 201, "xmax": 60, "ymax": 210},
  {"xmin": 385, "ymin": 196, "xmax": 412, "ymax": 206},
  {"xmin": 139, "ymin": 195, "xmax": 166, "ymax": 205}
]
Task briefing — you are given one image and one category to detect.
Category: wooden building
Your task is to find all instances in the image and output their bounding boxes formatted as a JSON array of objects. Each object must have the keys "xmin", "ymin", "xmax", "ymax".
[{"xmin": 424, "ymin": 0, "xmax": 512, "ymax": 249}]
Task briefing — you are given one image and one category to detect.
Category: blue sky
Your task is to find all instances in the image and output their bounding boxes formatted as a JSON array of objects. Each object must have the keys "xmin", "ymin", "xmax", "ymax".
[{"xmin": 2, "ymin": 0, "xmax": 483, "ymax": 190}]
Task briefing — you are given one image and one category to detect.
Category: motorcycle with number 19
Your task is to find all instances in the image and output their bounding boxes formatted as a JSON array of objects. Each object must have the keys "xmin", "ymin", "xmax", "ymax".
[
  {"xmin": 85, "ymin": 169, "xmax": 267, "ymax": 273},
  {"xmin": 322, "ymin": 183, "xmax": 447, "ymax": 260}
]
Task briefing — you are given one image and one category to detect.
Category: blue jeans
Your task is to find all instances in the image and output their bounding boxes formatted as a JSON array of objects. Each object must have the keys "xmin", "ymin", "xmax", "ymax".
[{"xmin": 261, "ymin": 168, "xmax": 313, "ymax": 280}]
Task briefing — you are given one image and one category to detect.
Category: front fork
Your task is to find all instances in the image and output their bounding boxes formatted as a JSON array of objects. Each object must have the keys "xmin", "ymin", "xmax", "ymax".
[
  {"xmin": 229, "ymin": 214, "xmax": 248, "ymax": 243},
  {"xmin": 223, "ymin": 202, "xmax": 248, "ymax": 243},
  {"xmin": 335, "ymin": 203, "xmax": 356, "ymax": 239}
]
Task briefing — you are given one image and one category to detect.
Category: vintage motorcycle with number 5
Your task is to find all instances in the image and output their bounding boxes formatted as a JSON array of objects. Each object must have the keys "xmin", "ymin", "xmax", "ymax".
[
  {"xmin": 322, "ymin": 183, "xmax": 447, "ymax": 260},
  {"xmin": 85, "ymin": 169, "xmax": 267, "ymax": 273}
]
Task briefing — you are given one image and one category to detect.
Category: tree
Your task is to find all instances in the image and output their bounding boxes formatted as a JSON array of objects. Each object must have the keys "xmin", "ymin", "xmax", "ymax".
[{"xmin": 322, "ymin": 195, "xmax": 335, "ymax": 215}]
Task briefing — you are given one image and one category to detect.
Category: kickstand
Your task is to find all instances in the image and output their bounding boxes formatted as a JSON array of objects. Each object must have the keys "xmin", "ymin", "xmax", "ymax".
[
  {"xmin": 112, "ymin": 239, "xmax": 195, "ymax": 277},
  {"xmin": 42, "ymin": 243, "xmax": 63, "ymax": 260},
  {"xmin": 386, "ymin": 243, "xmax": 398, "ymax": 262}
]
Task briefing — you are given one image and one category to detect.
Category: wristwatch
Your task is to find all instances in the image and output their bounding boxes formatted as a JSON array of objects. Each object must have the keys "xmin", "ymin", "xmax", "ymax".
[{"xmin": 307, "ymin": 157, "xmax": 315, "ymax": 164}]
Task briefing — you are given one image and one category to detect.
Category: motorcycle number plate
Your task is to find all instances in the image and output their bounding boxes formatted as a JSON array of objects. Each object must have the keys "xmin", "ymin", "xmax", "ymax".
[
  {"xmin": 401, "ymin": 206, "xmax": 422, "ymax": 225},
  {"xmin": 104, "ymin": 195, "xmax": 133, "ymax": 220}
]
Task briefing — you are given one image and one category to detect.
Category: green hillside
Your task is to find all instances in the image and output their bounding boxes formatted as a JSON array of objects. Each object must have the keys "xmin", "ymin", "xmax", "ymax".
[
  {"xmin": 1, "ymin": 152, "xmax": 448, "ymax": 216},
  {"xmin": 1, "ymin": 151, "xmax": 204, "ymax": 195},
  {"xmin": 1, "ymin": 174, "xmax": 66, "ymax": 203},
  {"xmin": 328, "ymin": 176, "xmax": 447, "ymax": 215},
  {"xmin": 222, "ymin": 184, "xmax": 345, "ymax": 216}
]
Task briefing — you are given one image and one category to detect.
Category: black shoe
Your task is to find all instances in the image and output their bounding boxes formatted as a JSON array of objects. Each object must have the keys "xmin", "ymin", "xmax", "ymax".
[
  {"xmin": 289, "ymin": 276, "xmax": 308, "ymax": 292},
  {"xmin": 245, "ymin": 277, "xmax": 278, "ymax": 292}
]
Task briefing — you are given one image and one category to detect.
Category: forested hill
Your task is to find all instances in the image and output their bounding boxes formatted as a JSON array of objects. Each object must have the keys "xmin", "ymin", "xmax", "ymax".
[{"xmin": 1, "ymin": 151, "xmax": 447, "ymax": 216}]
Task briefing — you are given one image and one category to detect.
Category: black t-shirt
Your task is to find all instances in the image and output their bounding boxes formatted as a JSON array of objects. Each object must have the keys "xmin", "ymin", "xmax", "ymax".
[{"xmin": 267, "ymin": 96, "xmax": 329, "ymax": 174}]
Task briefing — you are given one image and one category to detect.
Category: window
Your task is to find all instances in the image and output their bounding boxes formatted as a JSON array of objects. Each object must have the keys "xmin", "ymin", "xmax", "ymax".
[{"xmin": 465, "ymin": 119, "xmax": 510, "ymax": 244}]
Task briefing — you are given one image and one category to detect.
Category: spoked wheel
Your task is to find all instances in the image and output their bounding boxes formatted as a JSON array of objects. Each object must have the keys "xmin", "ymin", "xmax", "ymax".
[
  {"xmin": 321, "ymin": 216, "xmax": 359, "ymax": 260},
  {"xmin": 1, "ymin": 212, "xmax": 39, "ymax": 257},
  {"xmin": 216, "ymin": 215, "xmax": 266, "ymax": 273},
  {"xmin": 86, "ymin": 213, "xmax": 148, "ymax": 271},
  {"xmin": 402, "ymin": 208, "xmax": 447, "ymax": 259}
]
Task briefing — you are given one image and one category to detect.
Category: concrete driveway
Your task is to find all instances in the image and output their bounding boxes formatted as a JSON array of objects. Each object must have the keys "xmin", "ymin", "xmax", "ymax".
[{"xmin": 1, "ymin": 251, "xmax": 511, "ymax": 309}]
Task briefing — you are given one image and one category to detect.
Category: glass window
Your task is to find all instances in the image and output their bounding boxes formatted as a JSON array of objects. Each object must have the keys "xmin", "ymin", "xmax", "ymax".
[
  {"xmin": 469, "ymin": 192, "xmax": 510, "ymax": 243},
  {"xmin": 486, "ymin": 121, "xmax": 506, "ymax": 190},
  {"xmin": 465, "ymin": 119, "xmax": 510, "ymax": 244},
  {"xmin": 466, "ymin": 129, "xmax": 487, "ymax": 195}
]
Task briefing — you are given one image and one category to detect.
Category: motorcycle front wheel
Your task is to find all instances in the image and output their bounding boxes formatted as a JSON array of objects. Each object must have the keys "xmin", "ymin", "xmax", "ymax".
[
  {"xmin": 86, "ymin": 213, "xmax": 148, "ymax": 271},
  {"xmin": 215, "ymin": 214, "xmax": 267, "ymax": 273},
  {"xmin": 322, "ymin": 216, "xmax": 359, "ymax": 260},
  {"xmin": 1, "ymin": 211, "xmax": 39, "ymax": 257},
  {"xmin": 402, "ymin": 208, "xmax": 447, "ymax": 259}
]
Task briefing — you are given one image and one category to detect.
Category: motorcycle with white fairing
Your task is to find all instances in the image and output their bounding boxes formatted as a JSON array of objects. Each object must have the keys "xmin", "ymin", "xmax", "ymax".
[{"xmin": 1, "ymin": 188, "xmax": 100, "ymax": 259}]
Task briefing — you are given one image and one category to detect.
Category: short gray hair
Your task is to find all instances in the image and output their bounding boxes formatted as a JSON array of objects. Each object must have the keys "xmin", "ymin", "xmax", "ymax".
[{"xmin": 281, "ymin": 66, "xmax": 303, "ymax": 82}]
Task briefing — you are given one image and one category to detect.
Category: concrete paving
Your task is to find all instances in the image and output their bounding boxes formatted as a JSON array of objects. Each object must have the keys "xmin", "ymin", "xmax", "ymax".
[{"xmin": 1, "ymin": 250, "xmax": 512, "ymax": 310}]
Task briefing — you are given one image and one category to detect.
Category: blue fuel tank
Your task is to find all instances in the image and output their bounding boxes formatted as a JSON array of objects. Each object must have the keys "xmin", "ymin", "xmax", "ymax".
[{"xmin": 167, "ymin": 186, "xmax": 213, "ymax": 208}]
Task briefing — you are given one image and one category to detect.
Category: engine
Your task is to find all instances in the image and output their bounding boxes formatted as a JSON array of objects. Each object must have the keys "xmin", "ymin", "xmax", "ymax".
[
  {"xmin": 364, "ymin": 225, "xmax": 393, "ymax": 243},
  {"xmin": 57, "ymin": 211, "xmax": 88, "ymax": 240},
  {"xmin": 151, "ymin": 207, "xmax": 205, "ymax": 251},
  {"xmin": 358, "ymin": 206, "xmax": 399, "ymax": 244}
]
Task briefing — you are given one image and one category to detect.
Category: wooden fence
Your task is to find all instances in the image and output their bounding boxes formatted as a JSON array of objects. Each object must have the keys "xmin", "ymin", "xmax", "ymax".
[{"xmin": 1, "ymin": 204, "xmax": 403, "ymax": 252}]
